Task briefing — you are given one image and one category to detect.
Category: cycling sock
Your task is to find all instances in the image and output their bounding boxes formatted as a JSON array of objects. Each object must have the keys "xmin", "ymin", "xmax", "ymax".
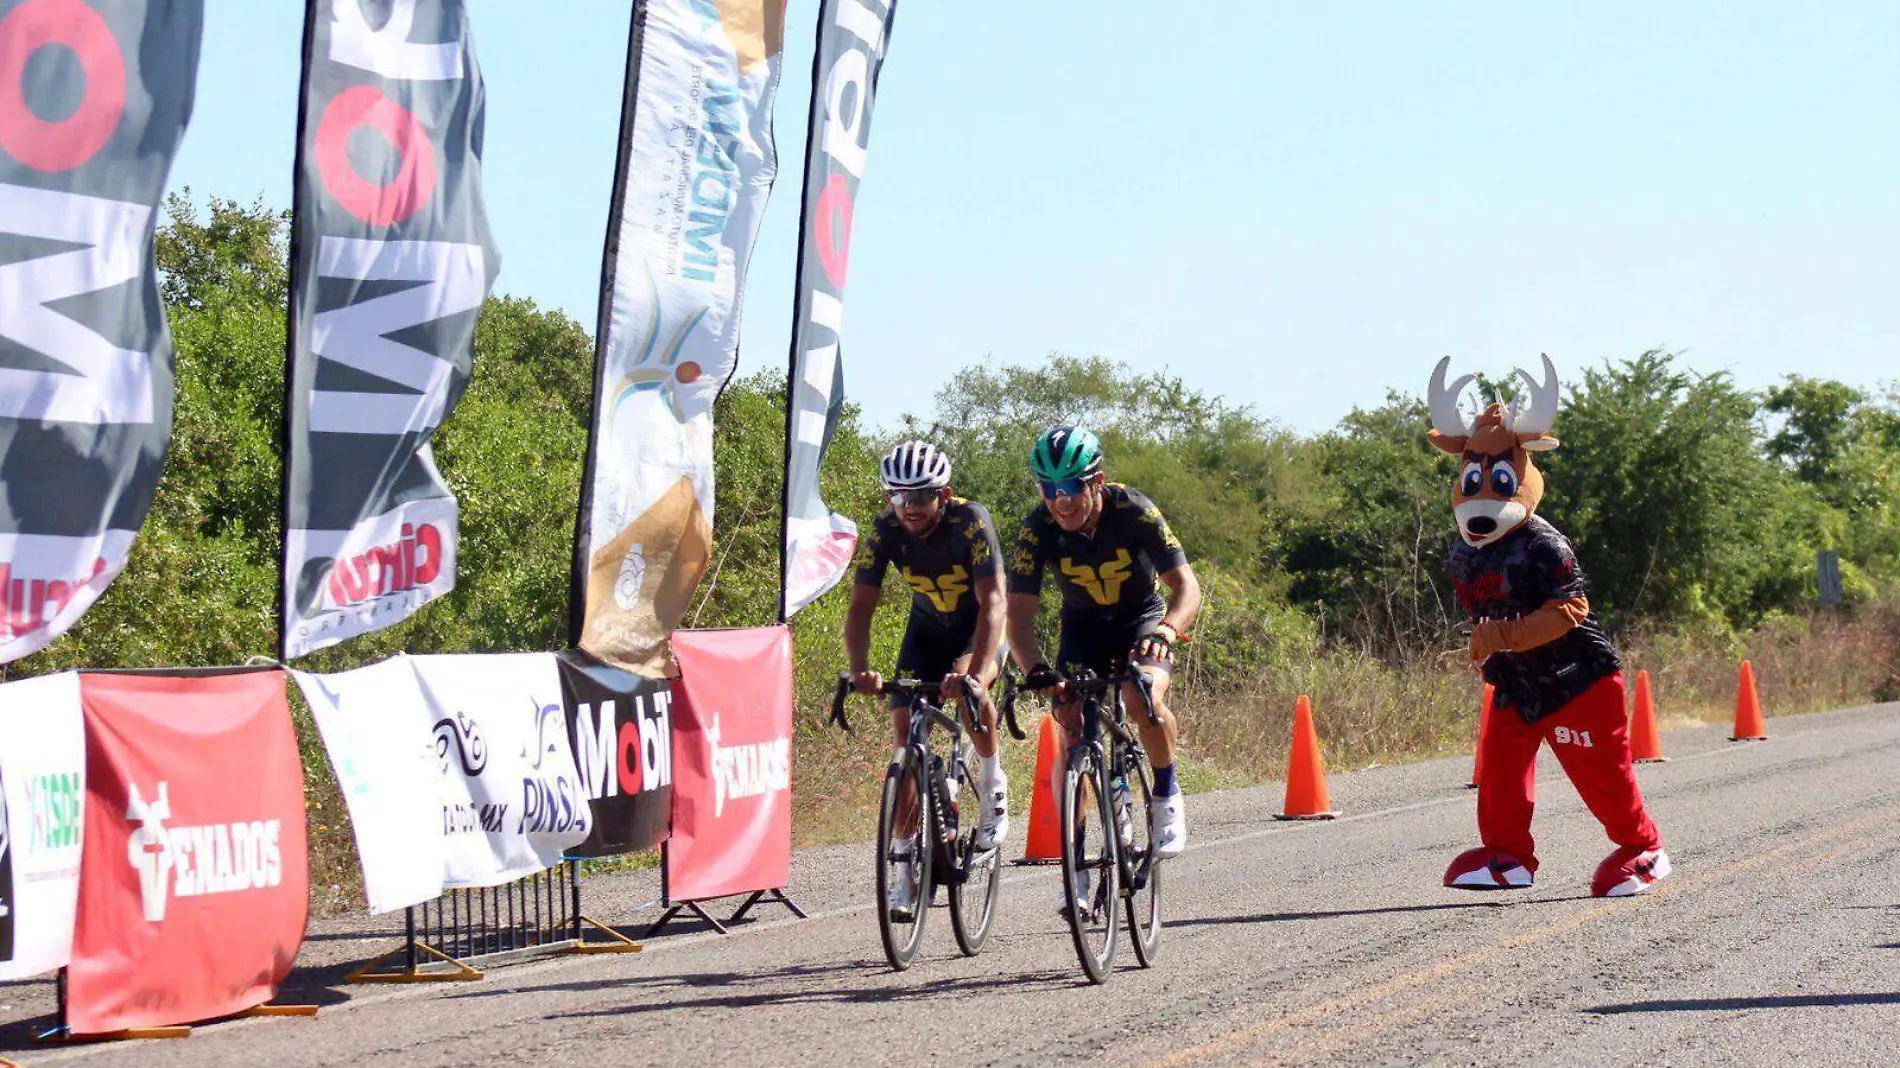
[
  {"xmin": 980, "ymin": 751, "xmax": 1003, "ymax": 789},
  {"xmin": 1152, "ymin": 763, "xmax": 1180, "ymax": 797}
]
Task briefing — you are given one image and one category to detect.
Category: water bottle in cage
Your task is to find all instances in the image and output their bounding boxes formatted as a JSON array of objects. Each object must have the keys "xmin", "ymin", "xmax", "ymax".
[
  {"xmin": 935, "ymin": 754, "xmax": 960, "ymax": 845},
  {"xmin": 1111, "ymin": 772, "xmax": 1134, "ymax": 846}
]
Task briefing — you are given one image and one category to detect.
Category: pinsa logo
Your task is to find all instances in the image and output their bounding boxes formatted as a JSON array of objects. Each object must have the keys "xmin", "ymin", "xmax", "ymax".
[
  {"xmin": 323, "ymin": 522, "xmax": 445, "ymax": 609},
  {"xmin": 124, "ymin": 782, "xmax": 283, "ymax": 924},
  {"xmin": 706, "ymin": 713, "xmax": 789, "ymax": 819}
]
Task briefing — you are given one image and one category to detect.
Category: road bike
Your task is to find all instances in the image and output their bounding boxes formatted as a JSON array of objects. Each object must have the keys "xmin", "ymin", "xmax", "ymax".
[
  {"xmin": 831, "ymin": 672, "xmax": 1025, "ymax": 970},
  {"xmin": 1005, "ymin": 665, "xmax": 1163, "ymax": 983}
]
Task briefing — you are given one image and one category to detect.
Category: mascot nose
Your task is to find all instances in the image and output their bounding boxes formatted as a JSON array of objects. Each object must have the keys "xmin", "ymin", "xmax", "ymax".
[{"xmin": 1465, "ymin": 516, "xmax": 1498, "ymax": 537}]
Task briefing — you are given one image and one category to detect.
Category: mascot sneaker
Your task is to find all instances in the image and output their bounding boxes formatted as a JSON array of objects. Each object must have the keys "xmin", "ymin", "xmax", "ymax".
[
  {"xmin": 1443, "ymin": 847, "xmax": 1535, "ymax": 890},
  {"xmin": 1592, "ymin": 845, "xmax": 1670, "ymax": 897}
]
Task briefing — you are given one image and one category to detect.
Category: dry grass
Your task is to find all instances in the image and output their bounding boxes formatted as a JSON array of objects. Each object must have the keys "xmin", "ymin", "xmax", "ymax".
[{"xmin": 299, "ymin": 600, "xmax": 1899, "ymax": 913}]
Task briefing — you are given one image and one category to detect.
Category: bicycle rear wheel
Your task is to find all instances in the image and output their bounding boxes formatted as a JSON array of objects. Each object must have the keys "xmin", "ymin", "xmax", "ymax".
[
  {"xmin": 1121, "ymin": 753, "xmax": 1163, "ymax": 967},
  {"xmin": 876, "ymin": 753, "xmax": 931, "ymax": 970},
  {"xmin": 948, "ymin": 744, "xmax": 1001, "ymax": 956},
  {"xmin": 1060, "ymin": 745, "xmax": 1119, "ymax": 983}
]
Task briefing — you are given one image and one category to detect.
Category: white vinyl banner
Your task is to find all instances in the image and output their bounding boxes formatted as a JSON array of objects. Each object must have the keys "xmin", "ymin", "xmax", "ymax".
[
  {"xmin": 295, "ymin": 660, "xmax": 445, "ymax": 914},
  {"xmin": 0, "ymin": 672, "xmax": 86, "ymax": 980},
  {"xmin": 407, "ymin": 654, "xmax": 591, "ymax": 887},
  {"xmin": 574, "ymin": 0, "xmax": 787, "ymax": 675}
]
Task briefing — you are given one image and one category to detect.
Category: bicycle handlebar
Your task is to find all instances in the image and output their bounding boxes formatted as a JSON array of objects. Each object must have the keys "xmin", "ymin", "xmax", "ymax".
[
  {"xmin": 831, "ymin": 672, "xmax": 1014, "ymax": 736},
  {"xmin": 1004, "ymin": 666, "xmax": 1163, "ymax": 726}
]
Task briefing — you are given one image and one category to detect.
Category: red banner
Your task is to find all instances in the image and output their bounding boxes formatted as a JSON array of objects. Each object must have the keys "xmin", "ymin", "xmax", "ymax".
[
  {"xmin": 68, "ymin": 670, "xmax": 309, "ymax": 1034},
  {"xmin": 666, "ymin": 626, "xmax": 792, "ymax": 902}
]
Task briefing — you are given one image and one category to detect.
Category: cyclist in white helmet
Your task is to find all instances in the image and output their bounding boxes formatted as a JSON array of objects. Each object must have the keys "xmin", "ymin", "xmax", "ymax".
[{"xmin": 845, "ymin": 441, "xmax": 1009, "ymax": 921}]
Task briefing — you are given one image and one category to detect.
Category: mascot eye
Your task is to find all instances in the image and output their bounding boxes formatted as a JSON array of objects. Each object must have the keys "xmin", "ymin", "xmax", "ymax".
[
  {"xmin": 1460, "ymin": 463, "xmax": 1484, "ymax": 497},
  {"xmin": 1491, "ymin": 463, "xmax": 1519, "ymax": 497}
]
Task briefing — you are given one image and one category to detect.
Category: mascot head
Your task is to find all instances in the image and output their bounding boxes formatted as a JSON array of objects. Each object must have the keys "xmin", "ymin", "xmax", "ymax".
[{"xmin": 1426, "ymin": 354, "xmax": 1561, "ymax": 548}]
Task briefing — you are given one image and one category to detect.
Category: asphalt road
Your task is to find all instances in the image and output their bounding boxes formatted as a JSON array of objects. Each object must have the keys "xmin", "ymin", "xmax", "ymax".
[{"xmin": 6, "ymin": 701, "xmax": 1900, "ymax": 1068}]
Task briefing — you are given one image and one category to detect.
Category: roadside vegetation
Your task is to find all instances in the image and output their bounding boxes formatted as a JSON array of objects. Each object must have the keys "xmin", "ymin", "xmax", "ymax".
[{"xmin": 10, "ymin": 195, "xmax": 1896, "ymax": 906}]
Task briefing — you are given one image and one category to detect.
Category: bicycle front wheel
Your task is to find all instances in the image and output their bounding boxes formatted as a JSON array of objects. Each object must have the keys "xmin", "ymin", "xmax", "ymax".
[
  {"xmin": 948, "ymin": 745, "xmax": 1001, "ymax": 956},
  {"xmin": 1060, "ymin": 745, "xmax": 1119, "ymax": 983},
  {"xmin": 876, "ymin": 753, "xmax": 931, "ymax": 970},
  {"xmin": 1121, "ymin": 754, "xmax": 1163, "ymax": 967}
]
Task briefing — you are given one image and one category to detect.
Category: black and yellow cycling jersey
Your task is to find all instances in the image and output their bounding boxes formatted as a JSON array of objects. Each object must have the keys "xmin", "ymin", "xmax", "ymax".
[
  {"xmin": 1008, "ymin": 484, "xmax": 1188, "ymax": 628},
  {"xmin": 853, "ymin": 497, "xmax": 1004, "ymax": 632}
]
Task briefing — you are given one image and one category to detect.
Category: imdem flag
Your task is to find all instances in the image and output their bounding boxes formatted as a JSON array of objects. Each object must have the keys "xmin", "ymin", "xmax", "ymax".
[
  {"xmin": 0, "ymin": 0, "xmax": 203, "ymax": 662},
  {"xmin": 574, "ymin": 0, "xmax": 786, "ymax": 676},
  {"xmin": 281, "ymin": 0, "xmax": 499, "ymax": 659},
  {"xmin": 780, "ymin": 0, "xmax": 895, "ymax": 618}
]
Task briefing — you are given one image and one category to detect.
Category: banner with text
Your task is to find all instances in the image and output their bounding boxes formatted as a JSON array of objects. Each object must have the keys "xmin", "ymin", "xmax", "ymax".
[
  {"xmin": 665, "ymin": 626, "xmax": 791, "ymax": 902},
  {"xmin": 780, "ymin": 0, "xmax": 898, "ymax": 617},
  {"xmin": 409, "ymin": 653, "xmax": 591, "ymax": 887},
  {"xmin": 68, "ymin": 669, "xmax": 308, "ymax": 1035},
  {"xmin": 558, "ymin": 651, "xmax": 674, "ymax": 858},
  {"xmin": 281, "ymin": 0, "xmax": 500, "ymax": 658},
  {"xmin": 295, "ymin": 658, "xmax": 444, "ymax": 914},
  {"xmin": 0, "ymin": 672, "xmax": 85, "ymax": 981},
  {"xmin": 0, "ymin": 0, "xmax": 203, "ymax": 661},
  {"xmin": 573, "ymin": 0, "xmax": 787, "ymax": 675}
]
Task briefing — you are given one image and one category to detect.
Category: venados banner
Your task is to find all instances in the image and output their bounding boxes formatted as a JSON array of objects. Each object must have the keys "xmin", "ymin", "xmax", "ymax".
[
  {"xmin": 281, "ymin": 0, "xmax": 499, "ymax": 659},
  {"xmin": 574, "ymin": 0, "xmax": 787, "ymax": 676},
  {"xmin": 665, "ymin": 626, "xmax": 791, "ymax": 902},
  {"xmin": 0, "ymin": 672, "xmax": 86, "ymax": 981},
  {"xmin": 558, "ymin": 651, "xmax": 673, "ymax": 858},
  {"xmin": 0, "ymin": 0, "xmax": 204, "ymax": 662},
  {"xmin": 67, "ymin": 669, "xmax": 308, "ymax": 1035}
]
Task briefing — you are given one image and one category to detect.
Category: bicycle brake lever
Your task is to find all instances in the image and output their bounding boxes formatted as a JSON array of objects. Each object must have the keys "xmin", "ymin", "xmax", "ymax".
[
  {"xmin": 1132, "ymin": 672, "xmax": 1162, "ymax": 726},
  {"xmin": 830, "ymin": 673, "xmax": 854, "ymax": 733}
]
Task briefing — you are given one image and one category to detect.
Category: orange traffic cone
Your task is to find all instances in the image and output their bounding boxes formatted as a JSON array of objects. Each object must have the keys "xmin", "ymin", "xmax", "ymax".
[
  {"xmin": 1467, "ymin": 684, "xmax": 1495, "ymax": 789},
  {"xmin": 1629, "ymin": 669, "xmax": 1667, "ymax": 762},
  {"xmin": 1275, "ymin": 695, "xmax": 1338, "ymax": 820},
  {"xmin": 1731, "ymin": 660, "xmax": 1767, "ymax": 741},
  {"xmin": 1018, "ymin": 715, "xmax": 1064, "ymax": 863}
]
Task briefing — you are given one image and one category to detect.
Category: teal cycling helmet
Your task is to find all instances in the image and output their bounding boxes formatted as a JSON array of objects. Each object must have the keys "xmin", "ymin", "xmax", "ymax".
[{"xmin": 1031, "ymin": 424, "xmax": 1104, "ymax": 482}]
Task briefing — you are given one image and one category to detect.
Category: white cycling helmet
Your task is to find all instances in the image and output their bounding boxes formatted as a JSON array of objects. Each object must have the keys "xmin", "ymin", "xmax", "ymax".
[{"xmin": 879, "ymin": 441, "xmax": 953, "ymax": 491}]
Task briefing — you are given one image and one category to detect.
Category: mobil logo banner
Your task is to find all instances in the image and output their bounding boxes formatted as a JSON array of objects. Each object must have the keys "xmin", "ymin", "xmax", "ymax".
[
  {"xmin": 666, "ymin": 625, "xmax": 791, "ymax": 902},
  {"xmin": 0, "ymin": 672, "xmax": 86, "ymax": 981},
  {"xmin": 408, "ymin": 653, "xmax": 591, "ymax": 887},
  {"xmin": 68, "ymin": 669, "xmax": 307, "ymax": 1035},
  {"xmin": 557, "ymin": 651, "xmax": 672, "ymax": 859}
]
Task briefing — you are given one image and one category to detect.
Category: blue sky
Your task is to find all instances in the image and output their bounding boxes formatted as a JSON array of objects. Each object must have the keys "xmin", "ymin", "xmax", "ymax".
[{"xmin": 172, "ymin": 1, "xmax": 1899, "ymax": 435}]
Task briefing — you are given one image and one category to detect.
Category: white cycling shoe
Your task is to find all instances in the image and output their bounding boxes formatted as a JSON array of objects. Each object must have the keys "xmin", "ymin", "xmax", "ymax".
[
  {"xmin": 1057, "ymin": 866, "xmax": 1093, "ymax": 918},
  {"xmin": 973, "ymin": 775, "xmax": 1010, "ymax": 851},
  {"xmin": 1150, "ymin": 793, "xmax": 1187, "ymax": 859},
  {"xmin": 886, "ymin": 852, "xmax": 918, "ymax": 922}
]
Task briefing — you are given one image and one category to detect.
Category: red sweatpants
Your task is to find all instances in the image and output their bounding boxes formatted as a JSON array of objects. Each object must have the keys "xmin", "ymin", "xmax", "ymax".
[{"xmin": 1477, "ymin": 672, "xmax": 1661, "ymax": 871}]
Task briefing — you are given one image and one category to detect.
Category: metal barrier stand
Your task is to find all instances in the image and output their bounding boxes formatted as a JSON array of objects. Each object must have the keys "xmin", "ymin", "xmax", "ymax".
[{"xmin": 350, "ymin": 861, "xmax": 637, "ymax": 983}]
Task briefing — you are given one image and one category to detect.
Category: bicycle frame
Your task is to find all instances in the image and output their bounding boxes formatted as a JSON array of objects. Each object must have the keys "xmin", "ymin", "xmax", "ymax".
[
  {"xmin": 831, "ymin": 674, "xmax": 1022, "ymax": 876},
  {"xmin": 1063, "ymin": 671, "xmax": 1162, "ymax": 894}
]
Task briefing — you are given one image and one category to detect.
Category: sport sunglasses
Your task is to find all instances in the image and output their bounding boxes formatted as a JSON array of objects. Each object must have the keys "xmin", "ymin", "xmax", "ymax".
[
  {"xmin": 1038, "ymin": 476, "xmax": 1092, "ymax": 500},
  {"xmin": 887, "ymin": 488, "xmax": 942, "ymax": 508}
]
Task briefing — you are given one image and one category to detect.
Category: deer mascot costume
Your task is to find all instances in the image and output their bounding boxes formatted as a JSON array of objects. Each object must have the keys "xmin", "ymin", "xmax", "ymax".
[{"xmin": 1429, "ymin": 355, "xmax": 1670, "ymax": 897}]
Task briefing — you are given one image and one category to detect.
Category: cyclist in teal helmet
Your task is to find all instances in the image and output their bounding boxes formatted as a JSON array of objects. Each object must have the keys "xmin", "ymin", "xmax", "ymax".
[{"xmin": 1008, "ymin": 424, "xmax": 1203, "ymax": 891}]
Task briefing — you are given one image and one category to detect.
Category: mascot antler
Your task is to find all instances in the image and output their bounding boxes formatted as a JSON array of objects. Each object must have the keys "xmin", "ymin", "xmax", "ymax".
[
  {"xmin": 1428, "ymin": 356, "xmax": 1476, "ymax": 441},
  {"xmin": 1506, "ymin": 353, "xmax": 1560, "ymax": 440}
]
